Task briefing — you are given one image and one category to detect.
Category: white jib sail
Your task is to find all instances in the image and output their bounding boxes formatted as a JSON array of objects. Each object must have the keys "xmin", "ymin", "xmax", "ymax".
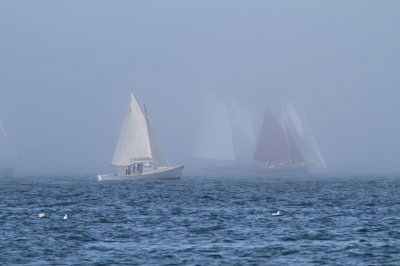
[
  {"xmin": 299, "ymin": 115, "xmax": 327, "ymax": 168},
  {"xmin": 283, "ymin": 103, "xmax": 327, "ymax": 168},
  {"xmin": 193, "ymin": 90, "xmax": 235, "ymax": 161},
  {"xmin": 111, "ymin": 92, "xmax": 152, "ymax": 166},
  {"xmin": 228, "ymin": 101, "xmax": 256, "ymax": 161}
]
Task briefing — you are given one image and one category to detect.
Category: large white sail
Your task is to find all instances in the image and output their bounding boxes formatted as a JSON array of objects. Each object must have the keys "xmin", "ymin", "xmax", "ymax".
[
  {"xmin": 228, "ymin": 101, "xmax": 256, "ymax": 161},
  {"xmin": 298, "ymin": 115, "xmax": 327, "ymax": 168},
  {"xmin": 111, "ymin": 92, "xmax": 152, "ymax": 166},
  {"xmin": 193, "ymin": 90, "xmax": 235, "ymax": 161},
  {"xmin": 146, "ymin": 114, "xmax": 169, "ymax": 168},
  {"xmin": 283, "ymin": 103, "xmax": 326, "ymax": 168}
]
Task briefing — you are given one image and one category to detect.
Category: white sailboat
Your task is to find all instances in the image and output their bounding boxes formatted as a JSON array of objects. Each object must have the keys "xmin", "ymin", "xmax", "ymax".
[
  {"xmin": 97, "ymin": 92, "xmax": 184, "ymax": 181},
  {"xmin": 193, "ymin": 90, "xmax": 257, "ymax": 174},
  {"xmin": 0, "ymin": 120, "xmax": 15, "ymax": 177},
  {"xmin": 254, "ymin": 103, "xmax": 326, "ymax": 174}
]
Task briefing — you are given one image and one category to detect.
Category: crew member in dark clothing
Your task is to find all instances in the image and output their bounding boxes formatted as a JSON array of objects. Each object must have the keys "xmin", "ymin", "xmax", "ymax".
[{"xmin": 137, "ymin": 163, "xmax": 143, "ymax": 174}]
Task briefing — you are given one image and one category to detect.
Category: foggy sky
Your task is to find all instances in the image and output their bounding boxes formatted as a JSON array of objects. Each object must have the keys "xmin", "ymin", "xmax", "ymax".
[{"xmin": 1, "ymin": 0, "xmax": 399, "ymax": 176}]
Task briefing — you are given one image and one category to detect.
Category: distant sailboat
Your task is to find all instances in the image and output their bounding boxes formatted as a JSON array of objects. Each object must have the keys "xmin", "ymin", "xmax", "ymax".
[
  {"xmin": 193, "ymin": 90, "xmax": 236, "ymax": 161},
  {"xmin": 193, "ymin": 91, "xmax": 257, "ymax": 173},
  {"xmin": 97, "ymin": 92, "xmax": 184, "ymax": 181},
  {"xmin": 254, "ymin": 103, "xmax": 326, "ymax": 174},
  {"xmin": 0, "ymin": 120, "xmax": 15, "ymax": 178}
]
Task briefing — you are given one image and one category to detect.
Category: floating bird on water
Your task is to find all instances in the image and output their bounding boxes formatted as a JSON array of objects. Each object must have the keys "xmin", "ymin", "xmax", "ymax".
[
  {"xmin": 272, "ymin": 210, "xmax": 282, "ymax": 216},
  {"xmin": 63, "ymin": 214, "xmax": 68, "ymax": 220},
  {"xmin": 38, "ymin": 210, "xmax": 46, "ymax": 218}
]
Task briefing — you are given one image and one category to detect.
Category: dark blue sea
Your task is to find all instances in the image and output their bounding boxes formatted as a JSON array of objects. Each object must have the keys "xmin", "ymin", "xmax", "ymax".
[{"xmin": 0, "ymin": 174, "xmax": 399, "ymax": 265}]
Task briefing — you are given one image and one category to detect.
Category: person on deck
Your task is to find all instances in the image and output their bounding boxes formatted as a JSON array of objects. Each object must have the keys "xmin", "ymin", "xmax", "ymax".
[{"xmin": 138, "ymin": 163, "xmax": 143, "ymax": 174}]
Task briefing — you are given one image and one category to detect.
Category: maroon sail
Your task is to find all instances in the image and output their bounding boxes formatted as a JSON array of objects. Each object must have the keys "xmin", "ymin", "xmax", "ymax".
[{"xmin": 254, "ymin": 109, "xmax": 290, "ymax": 164}]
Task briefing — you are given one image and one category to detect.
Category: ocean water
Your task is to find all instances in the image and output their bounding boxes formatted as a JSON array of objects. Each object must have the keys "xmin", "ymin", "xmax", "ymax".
[{"xmin": 0, "ymin": 175, "xmax": 399, "ymax": 265}]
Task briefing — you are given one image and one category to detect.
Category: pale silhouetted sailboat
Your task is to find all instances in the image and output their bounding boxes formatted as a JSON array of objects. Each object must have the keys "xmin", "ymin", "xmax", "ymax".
[
  {"xmin": 254, "ymin": 103, "xmax": 326, "ymax": 174},
  {"xmin": 193, "ymin": 90, "xmax": 257, "ymax": 174},
  {"xmin": 97, "ymin": 92, "xmax": 184, "ymax": 181}
]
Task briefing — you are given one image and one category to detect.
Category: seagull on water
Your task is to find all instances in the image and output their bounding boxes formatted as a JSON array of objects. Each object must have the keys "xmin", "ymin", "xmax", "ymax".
[
  {"xmin": 63, "ymin": 213, "xmax": 68, "ymax": 220},
  {"xmin": 38, "ymin": 210, "xmax": 46, "ymax": 218},
  {"xmin": 272, "ymin": 210, "xmax": 282, "ymax": 216}
]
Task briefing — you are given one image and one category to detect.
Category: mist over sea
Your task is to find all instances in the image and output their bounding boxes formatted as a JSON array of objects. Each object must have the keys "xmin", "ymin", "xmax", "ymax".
[{"xmin": 1, "ymin": 174, "xmax": 399, "ymax": 265}]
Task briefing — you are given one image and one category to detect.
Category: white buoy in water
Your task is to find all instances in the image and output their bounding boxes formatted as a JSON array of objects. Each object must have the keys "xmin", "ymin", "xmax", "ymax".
[
  {"xmin": 63, "ymin": 214, "xmax": 68, "ymax": 220},
  {"xmin": 38, "ymin": 210, "xmax": 46, "ymax": 218},
  {"xmin": 272, "ymin": 210, "xmax": 282, "ymax": 216}
]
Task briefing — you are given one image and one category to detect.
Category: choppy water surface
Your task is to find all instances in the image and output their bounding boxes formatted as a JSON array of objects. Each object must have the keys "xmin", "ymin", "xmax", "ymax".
[{"xmin": 0, "ymin": 175, "xmax": 399, "ymax": 265}]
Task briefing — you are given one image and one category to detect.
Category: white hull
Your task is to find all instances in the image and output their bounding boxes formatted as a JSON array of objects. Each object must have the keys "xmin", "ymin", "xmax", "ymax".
[
  {"xmin": 97, "ymin": 165, "xmax": 184, "ymax": 181},
  {"xmin": 0, "ymin": 167, "xmax": 14, "ymax": 178}
]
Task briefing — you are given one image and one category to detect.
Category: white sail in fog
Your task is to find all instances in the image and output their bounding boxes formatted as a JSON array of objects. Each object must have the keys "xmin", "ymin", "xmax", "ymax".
[
  {"xmin": 193, "ymin": 90, "xmax": 235, "ymax": 161},
  {"xmin": 283, "ymin": 103, "xmax": 326, "ymax": 168},
  {"xmin": 0, "ymin": 121, "xmax": 13, "ymax": 159},
  {"xmin": 0, "ymin": 120, "xmax": 9, "ymax": 152},
  {"xmin": 0, "ymin": 120, "xmax": 15, "ymax": 177},
  {"xmin": 228, "ymin": 101, "xmax": 256, "ymax": 161},
  {"xmin": 146, "ymin": 112, "xmax": 169, "ymax": 168},
  {"xmin": 98, "ymin": 91, "xmax": 183, "ymax": 181},
  {"xmin": 111, "ymin": 92, "xmax": 152, "ymax": 166}
]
